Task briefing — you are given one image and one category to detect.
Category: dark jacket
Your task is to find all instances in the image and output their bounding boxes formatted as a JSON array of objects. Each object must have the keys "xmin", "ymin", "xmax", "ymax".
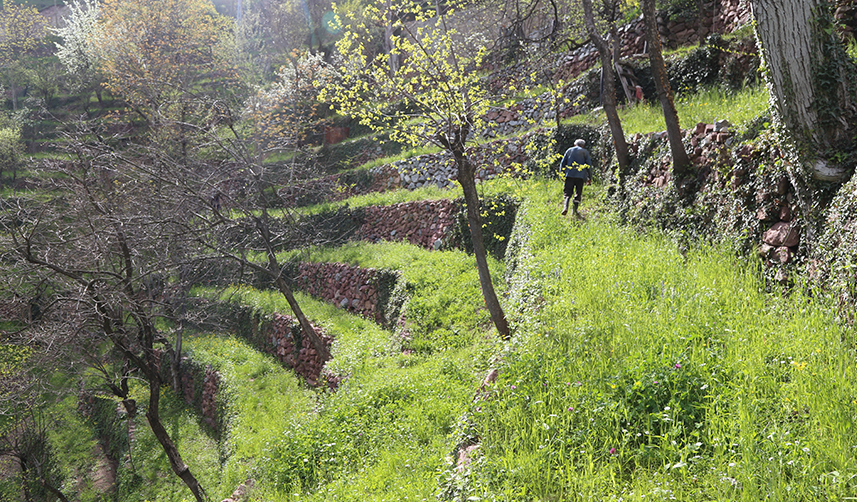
[{"xmin": 561, "ymin": 146, "xmax": 591, "ymax": 180}]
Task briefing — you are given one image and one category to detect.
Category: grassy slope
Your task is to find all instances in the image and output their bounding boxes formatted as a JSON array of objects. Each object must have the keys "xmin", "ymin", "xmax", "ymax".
[
  {"xmin": 463, "ymin": 183, "xmax": 857, "ymax": 500},
  {"xmin": 31, "ymin": 67, "xmax": 835, "ymax": 501}
]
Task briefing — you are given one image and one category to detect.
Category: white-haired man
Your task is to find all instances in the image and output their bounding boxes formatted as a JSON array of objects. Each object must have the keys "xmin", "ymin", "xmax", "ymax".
[{"xmin": 560, "ymin": 139, "xmax": 592, "ymax": 217}]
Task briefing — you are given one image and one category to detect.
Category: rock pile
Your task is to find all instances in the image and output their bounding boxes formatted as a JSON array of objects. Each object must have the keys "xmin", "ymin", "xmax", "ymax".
[
  {"xmin": 294, "ymin": 262, "xmax": 397, "ymax": 324},
  {"xmin": 757, "ymin": 174, "xmax": 799, "ymax": 270},
  {"xmin": 631, "ymin": 121, "xmax": 736, "ymax": 188},
  {"xmin": 264, "ymin": 313, "xmax": 334, "ymax": 387},
  {"xmin": 358, "ymin": 199, "xmax": 458, "ymax": 250}
]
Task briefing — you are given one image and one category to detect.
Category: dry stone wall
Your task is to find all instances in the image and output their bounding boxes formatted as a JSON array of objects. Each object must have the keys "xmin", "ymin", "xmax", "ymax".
[
  {"xmin": 293, "ymin": 262, "xmax": 400, "ymax": 326},
  {"xmin": 369, "ymin": 133, "xmax": 538, "ymax": 191},
  {"xmin": 555, "ymin": 0, "xmax": 751, "ymax": 82},
  {"xmin": 358, "ymin": 199, "xmax": 458, "ymax": 250},
  {"xmin": 280, "ymin": 133, "xmax": 540, "ymax": 209},
  {"xmin": 177, "ymin": 359, "xmax": 222, "ymax": 431},
  {"xmin": 256, "ymin": 313, "xmax": 335, "ymax": 387}
]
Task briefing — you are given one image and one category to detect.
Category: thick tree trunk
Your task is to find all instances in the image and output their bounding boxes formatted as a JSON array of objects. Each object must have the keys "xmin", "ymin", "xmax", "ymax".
[
  {"xmin": 455, "ymin": 154, "xmax": 511, "ymax": 339},
  {"xmin": 145, "ymin": 375, "xmax": 207, "ymax": 502},
  {"xmin": 750, "ymin": 0, "xmax": 854, "ymax": 180},
  {"xmin": 642, "ymin": 0, "xmax": 691, "ymax": 178},
  {"xmin": 583, "ymin": 0, "xmax": 631, "ymax": 176}
]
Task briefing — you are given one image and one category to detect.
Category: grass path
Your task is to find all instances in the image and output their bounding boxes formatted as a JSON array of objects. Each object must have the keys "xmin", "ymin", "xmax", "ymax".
[{"xmin": 462, "ymin": 180, "xmax": 857, "ymax": 500}]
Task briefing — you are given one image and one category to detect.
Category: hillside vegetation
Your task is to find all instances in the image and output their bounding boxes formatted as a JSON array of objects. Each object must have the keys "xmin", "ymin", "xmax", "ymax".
[{"xmin": 4, "ymin": 0, "xmax": 857, "ymax": 500}]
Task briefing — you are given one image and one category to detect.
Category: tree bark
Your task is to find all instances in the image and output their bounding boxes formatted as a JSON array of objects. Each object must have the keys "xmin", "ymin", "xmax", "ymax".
[
  {"xmin": 255, "ymin": 216, "xmax": 331, "ymax": 362},
  {"xmin": 642, "ymin": 0, "xmax": 691, "ymax": 178},
  {"xmin": 583, "ymin": 0, "xmax": 631, "ymax": 176},
  {"xmin": 455, "ymin": 154, "xmax": 511, "ymax": 339},
  {"xmin": 750, "ymin": 0, "xmax": 855, "ymax": 179},
  {"xmin": 145, "ymin": 375, "xmax": 207, "ymax": 502}
]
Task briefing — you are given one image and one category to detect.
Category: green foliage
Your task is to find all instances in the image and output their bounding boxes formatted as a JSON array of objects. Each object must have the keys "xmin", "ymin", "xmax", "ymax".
[
  {"xmin": 278, "ymin": 241, "xmax": 503, "ymax": 352},
  {"xmin": 308, "ymin": 133, "xmax": 406, "ymax": 173},
  {"xmin": 451, "ymin": 180, "xmax": 857, "ymax": 499},
  {"xmin": 612, "ymin": 85, "xmax": 769, "ymax": 137},
  {"xmin": 117, "ymin": 385, "xmax": 223, "ymax": 501},
  {"xmin": 78, "ymin": 392, "xmax": 130, "ymax": 461},
  {"xmin": 298, "ymin": 183, "xmax": 454, "ymax": 216},
  {"xmin": 0, "ymin": 124, "xmax": 23, "ymax": 180},
  {"xmin": 451, "ymin": 194, "xmax": 520, "ymax": 260},
  {"xmin": 181, "ymin": 288, "xmax": 491, "ymax": 501},
  {"xmin": 552, "ymin": 123, "xmax": 605, "ymax": 177},
  {"xmin": 46, "ymin": 396, "xmax": 102, "ymax": 501}
]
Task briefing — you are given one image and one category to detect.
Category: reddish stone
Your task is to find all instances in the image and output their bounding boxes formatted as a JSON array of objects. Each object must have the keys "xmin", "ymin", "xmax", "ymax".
[
  {"xmin": 779, "ymin": 205, "xmax": 792, "ymax": 222},
  {"xmin": 762, "ymin": 222, "xmax": 800, "ymax": 247}
]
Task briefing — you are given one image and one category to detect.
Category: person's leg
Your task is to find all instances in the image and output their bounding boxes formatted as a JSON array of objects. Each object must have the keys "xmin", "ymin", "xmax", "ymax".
[
  {"xmin": 562, "ymin": 177, "xmax": 573, "ymax": 215},
  {"xmin": 572, "ymin": 179, "xmax": 584, "ymax": 216}
]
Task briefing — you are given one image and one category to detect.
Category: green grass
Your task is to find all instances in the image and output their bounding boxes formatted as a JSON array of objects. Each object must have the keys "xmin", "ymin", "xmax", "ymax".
[
  {"xmin": 178, "ymin": 288, "xmax": 491, "ymax": 501},
  {"xmin": 565, "ymin": 85, "xmax": 769, "ymax": 136},
  {"xmin": 279, "ymin": 240, "xmax": 505, "ymax": 352},
  {"xmin": 456, "ymin": 179, "xmax": 857, "ymax": 500}
]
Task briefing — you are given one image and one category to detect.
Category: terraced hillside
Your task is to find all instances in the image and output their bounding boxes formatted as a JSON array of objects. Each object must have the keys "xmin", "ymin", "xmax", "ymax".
[{"xmin": 9, "ymin": 0, "xmax": 857, "ymax": 499}]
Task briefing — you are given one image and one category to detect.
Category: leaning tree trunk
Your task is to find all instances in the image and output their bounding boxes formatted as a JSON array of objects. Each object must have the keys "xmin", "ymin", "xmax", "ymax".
[
  {"xmin": 583, "ymin": 0, "xmax": 631, "ymax": 176},
  {"xmin": 642, "ymin": 0, "xmax": 692, "ymax": 179},
  {"xmin": 145, "ymin": 373, "xmax": 207, "ymax": 502},
  {"xmin": 454, "ymin": 153, "xmax": 511, "ymax": 339},
  {"xmin": 255, "ymin": 216, "xmax": 331, "ymax": 362},
  {"xmin": 750, "ymin": 0, "xmax": 855, "ymax": 182}
]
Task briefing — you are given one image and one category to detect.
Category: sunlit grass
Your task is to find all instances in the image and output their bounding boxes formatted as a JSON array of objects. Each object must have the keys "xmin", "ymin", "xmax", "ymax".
[
  {"xmin": 461, "ymin": 179, "xmax": 857, "ymax": 500},
  {"xmin": 565, "ymin": 85, "xmax": 769, "ymax": 136}
]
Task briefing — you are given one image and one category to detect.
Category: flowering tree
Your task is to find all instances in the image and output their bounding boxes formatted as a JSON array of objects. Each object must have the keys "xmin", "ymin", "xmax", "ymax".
[
  {"xmin": 323, "ymin": 1, "xmax": 511, "ymax": 338},
  {"xmin": 244, "ymin": 51, "xmax": 338, "ymax": 161},
  {"xmin": 53, "ymin": 0, "xmax": 107, "ymax": 107},
  {"xmin": 0, "ymin": 3, "xmax": 46, "ymax": 111},
  {"xmin": 92, "ymin": 0, "xmax": 237, "ymax": 156}
]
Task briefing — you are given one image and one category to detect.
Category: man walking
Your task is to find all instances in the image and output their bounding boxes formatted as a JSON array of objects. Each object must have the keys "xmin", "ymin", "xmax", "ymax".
[{"xmin": 560, "ymin": 139, "xmax": 592, "ymax": 217}]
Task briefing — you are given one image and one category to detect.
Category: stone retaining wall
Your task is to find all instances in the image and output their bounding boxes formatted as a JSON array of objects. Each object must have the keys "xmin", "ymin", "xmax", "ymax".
[
  {"xmin": 358, "ymin": 199, "xmax": 459, "ymax": 250},
  {"xmin": 293, "ymin": 262, "xmax": 400, "ymax": 326},
  {"xmin": 179, "ymin": 361, "xmax": 220, "ymax": 430},
  {"xmin": 280, "ymin": 133, "xmax": 540, "ymax": 208},
  {"xmin": 254, "ymin": 313, "xmax": 335, "ymax": 387},
  {"xmin": 369, "ymin": 133, "xmax": 540, "ymax": 191},
  {"xmin": 555, "ymin": 0, "xmax": 751, "ymax": 83}
]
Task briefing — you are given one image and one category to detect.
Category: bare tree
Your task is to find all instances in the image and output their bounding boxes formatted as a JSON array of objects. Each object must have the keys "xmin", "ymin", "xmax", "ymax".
[
  {"xmin": 582, "ymin": 0, "xmax": 631, "ymax": 176},
  {"xmin": 3, "ymin": 138, "xmax": 212, "ymax": 501},
  {"xmin": 642, "ymin": 0, "xmax": 691, "ymax": 179}
]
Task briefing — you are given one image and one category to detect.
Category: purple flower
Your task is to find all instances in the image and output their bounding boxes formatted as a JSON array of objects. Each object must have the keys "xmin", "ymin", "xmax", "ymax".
[
  {"xmin": 675, "ymin": 362, "xmax": 682, "ymax": 369},
  {"xmin": 609, "ymin": 448, "xmax": 617, "ymax": 455},
  {"xmin": 510, "ymin": 385, "xmax": 517, "ymax": 390},
  {"xmin": 568, "ymin": 406, "xmax": 574, "ymax": 411}
]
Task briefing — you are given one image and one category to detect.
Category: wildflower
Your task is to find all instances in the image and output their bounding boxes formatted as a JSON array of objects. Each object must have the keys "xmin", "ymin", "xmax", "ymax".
[
  {"xmin": 510, "ymin": 385, "xmax": 517, "ymax": 390},
  {"xmin": 568, "ymin": 406, "xmax": 574, "ymax": 411},
  {"xmin": 609, "ymin": 448, "xmax": 617, "ymax": 455},
  {"xmin": 674, "ymin": 362, "xmax": 681, "ymax": 369}
]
